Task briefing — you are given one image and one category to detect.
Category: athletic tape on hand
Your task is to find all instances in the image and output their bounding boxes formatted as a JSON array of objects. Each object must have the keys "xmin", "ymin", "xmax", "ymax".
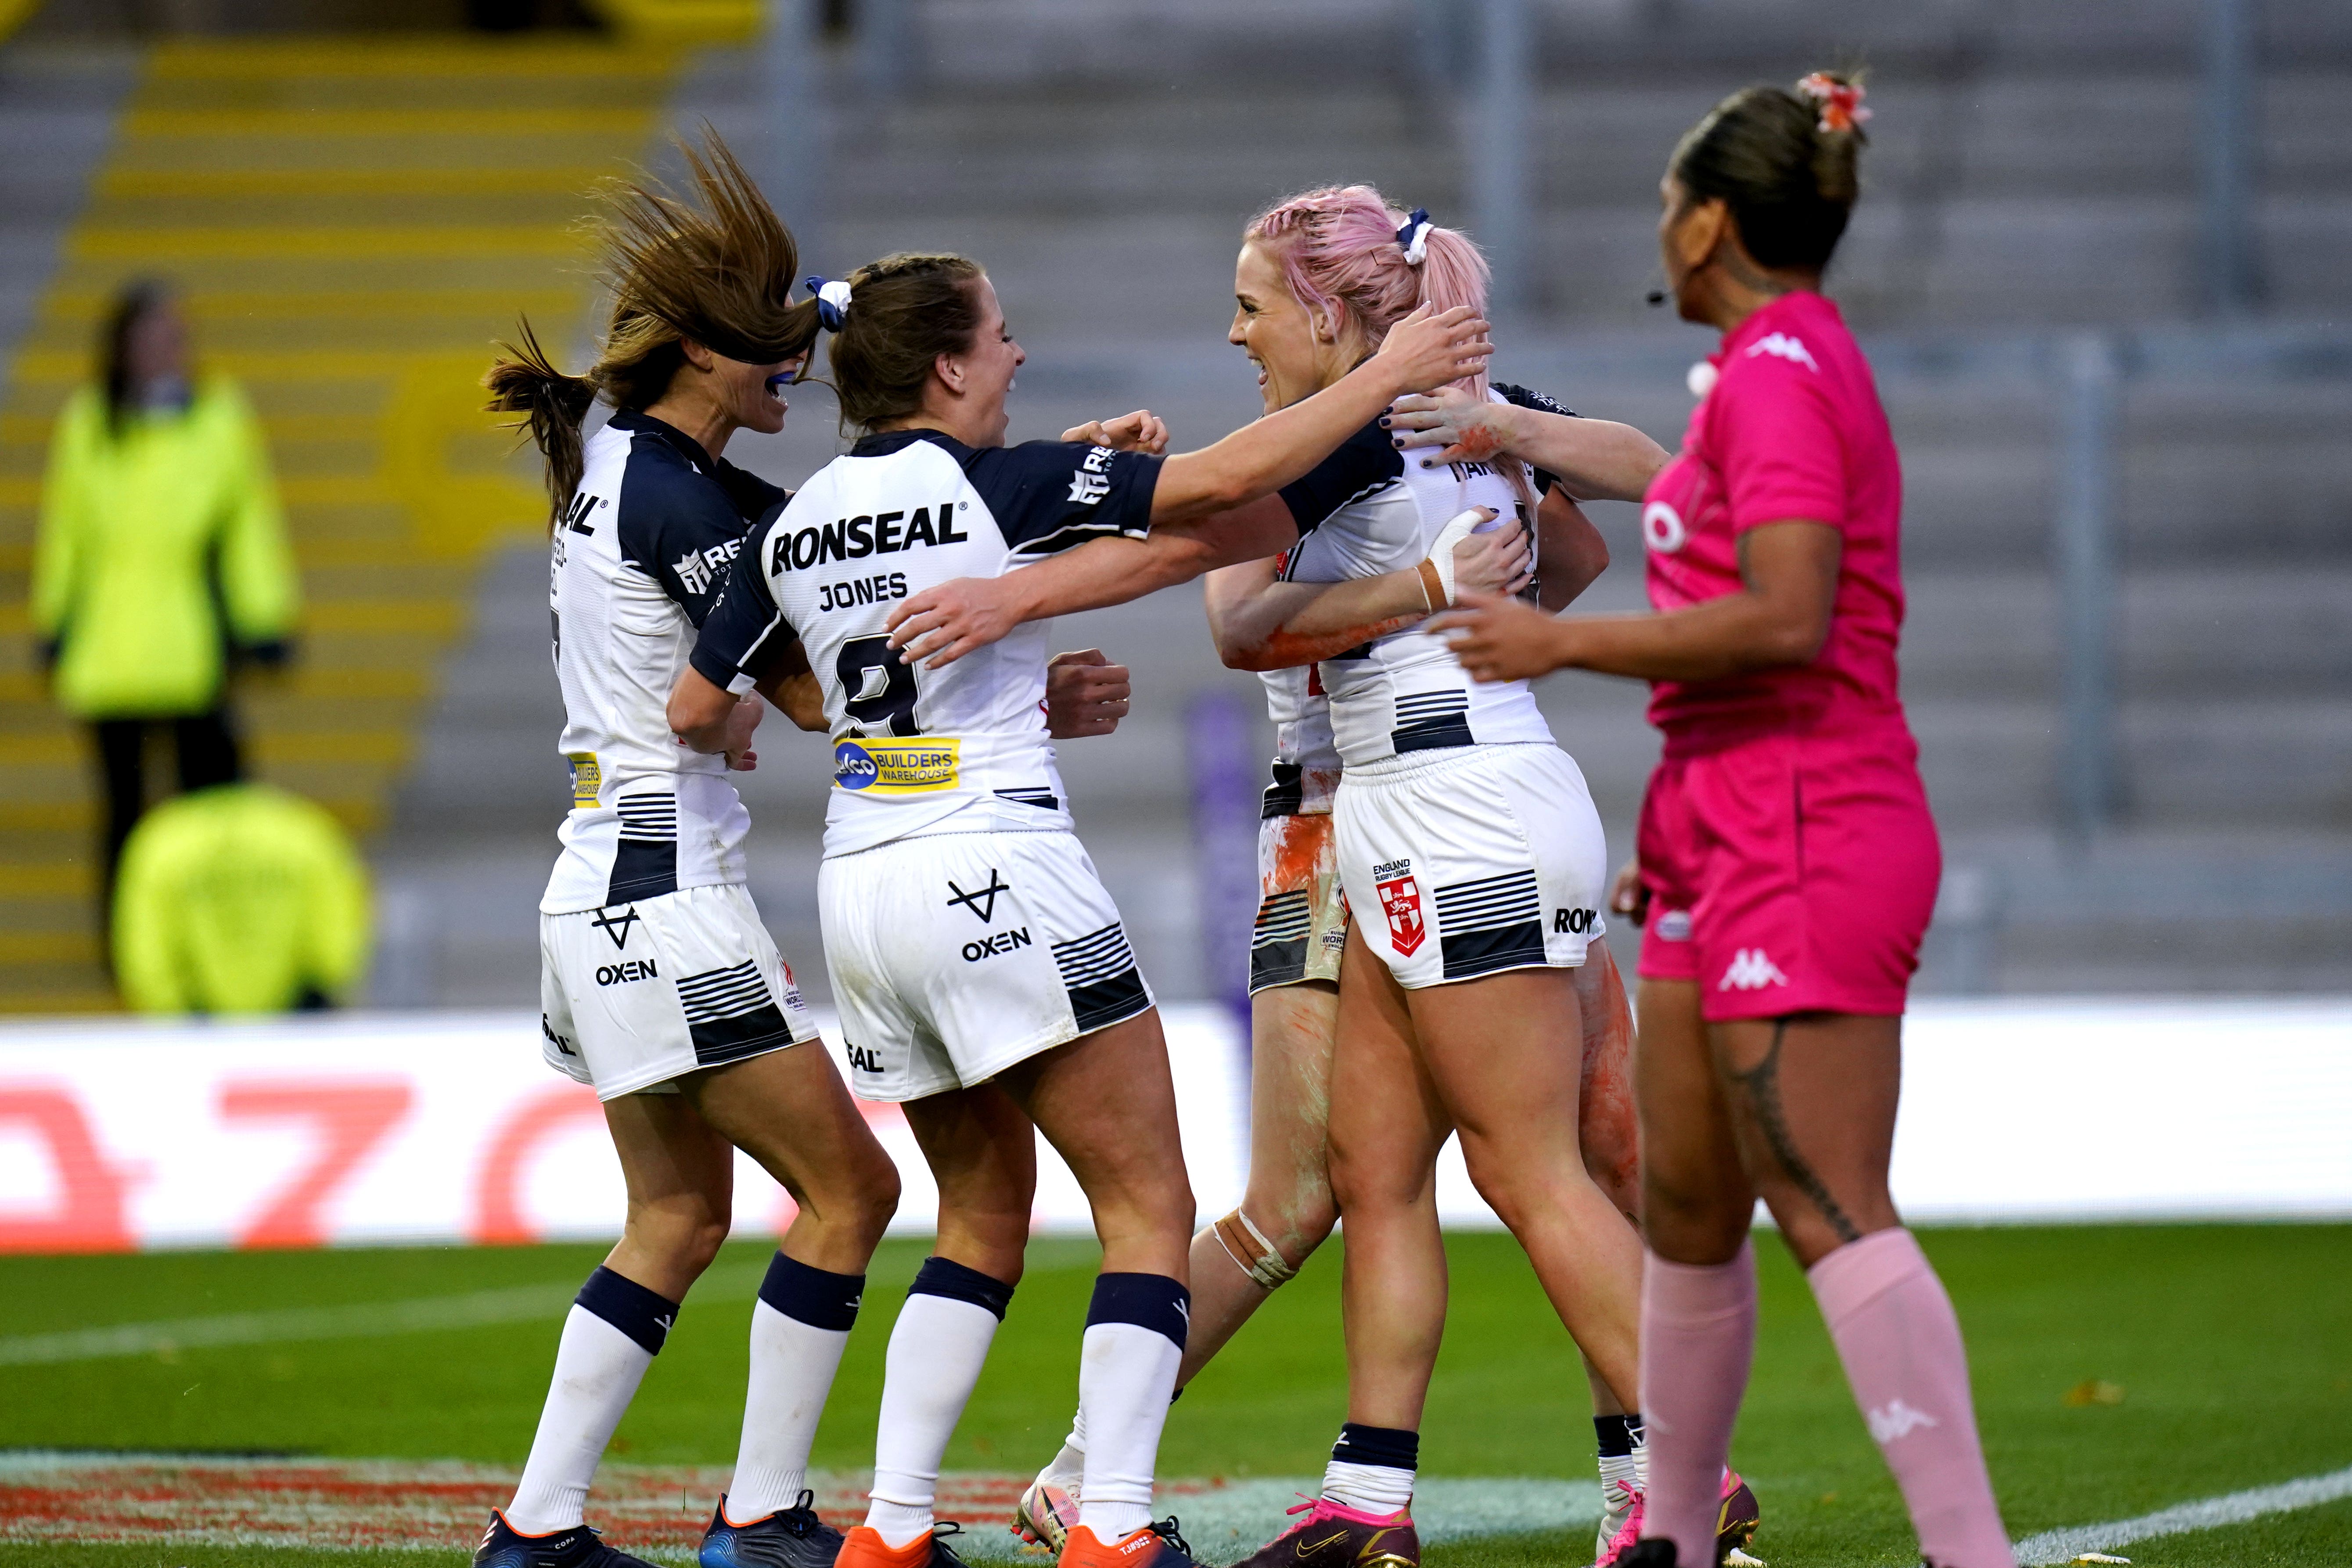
[{"xmin": 1422, "ymin": 506, "xmax": 1497, "ymax": 608}]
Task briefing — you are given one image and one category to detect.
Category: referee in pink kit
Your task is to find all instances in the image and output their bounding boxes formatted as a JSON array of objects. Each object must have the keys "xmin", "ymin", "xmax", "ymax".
[{"xmin": 1403, "ymin": 72, "xmax": 2014, "ymax": 1568}]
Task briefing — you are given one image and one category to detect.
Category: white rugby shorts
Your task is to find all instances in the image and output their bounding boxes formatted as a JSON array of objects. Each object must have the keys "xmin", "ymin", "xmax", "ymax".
[
  {"xmin": 1333, "ymin": 743, "xmax": 1608, "ymax": 989},
  {"xmin": 818, "ymin": 828, "xmax": 1154, "ymax": 1102},
  {"xmin": 540, "ymin": 881, "xmax": 817, "ymax": 1100}
]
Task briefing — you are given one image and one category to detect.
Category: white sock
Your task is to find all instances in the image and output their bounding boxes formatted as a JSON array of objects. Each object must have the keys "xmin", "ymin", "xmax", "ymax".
[
  {"xmin": 506, "ymin": 1268, "xmax": 679, "ymax": 1534},
  {"xmin": 1321, "ymin": 1459, "xmax": 1414, "ymax": 1515},
  {"xmin": 1074, "ymin": 1274, "xmax": 1190, "ymax": 1543},
  {"xmin": 1321, "ymin": 1422, "xmax": 1418, "ymax": 1515},
  {"xmin": 726, "ymin": 1253, "xmax": 864, "ymax": 1523},
  {"xmin": 1041, "ymin": 1411, "xmax": 1087, "ymax": 1490},
  {"xmin": 1599, "ymin": 1451, "xmax": 1641, "ymax": 1497},
  {"xmin": 865, "ymin": 1258, "xmax": 1013, "ymax": 1549}
]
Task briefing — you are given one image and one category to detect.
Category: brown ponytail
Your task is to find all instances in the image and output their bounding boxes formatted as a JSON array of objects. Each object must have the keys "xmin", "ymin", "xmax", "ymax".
[
  {"xmin": 823, "ymin": 252, "xmax": 986, "ymax": 435},
  {"xmin": 484, "ymin": 127, "xmax": 822, "ymax": 525},
  {"xmin": 1670, "ymin": 70, "xmax": 1867, "ymax": 273},
  {"xmin": 485, "ymin": 318, "xmax": 599, "ymax": 521}
]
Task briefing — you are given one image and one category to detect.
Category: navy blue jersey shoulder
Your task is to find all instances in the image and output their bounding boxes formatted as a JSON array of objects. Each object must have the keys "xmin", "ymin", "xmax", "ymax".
[
  {"xmin": 1492, "ymin": 382, "xmax": 1578, "ymax": 498},
  {"xmin": 1279, "ymin": 417, "xmax": 1403, "ymax": 536},
  {"xmin": 690, "ymin": 505, "xmax": 795, "ymax": 694},
  {"xmin": 849, "ymin": 428, "xmax": 1162, "ymax": 556},
  {"xmin": 606, "ymin": 410, "xmax": 773, "ymax": 627}
]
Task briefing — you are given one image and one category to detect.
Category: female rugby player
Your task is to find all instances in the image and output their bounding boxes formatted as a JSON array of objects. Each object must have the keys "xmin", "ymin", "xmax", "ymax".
[
  {"xmin": 477, "ymin": 137, "xmax": 905, "ymax": 1568},
  {"xmin": 988, "ymin": 200, "xmax": 1695, "ymax": 1568},
  {"xmin": 877, "ymin": 189, "xmax": 1759, "ymax": 1568},
  {"xmin": 670, "ymin": 252, "xmax": 1491, "ymax": 1568},
  {"xmin": 1429, "ymin": 76, "xmax": 2016, "ymax": 1568}
]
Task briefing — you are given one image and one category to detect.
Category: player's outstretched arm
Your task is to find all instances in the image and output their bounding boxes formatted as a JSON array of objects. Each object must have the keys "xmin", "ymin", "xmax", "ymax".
[
  {"xmin": 1386, "ymin": 389, "xmax": 1668, "ymax": 503},
  {"xmin": 883, "ymin": 495, "xmax": 1300, "ymax": 669},
  {"xmin": 1433, "ymin": 518, "xmax": 1841, "ymax": 683},
  {"xmin": 1148, "ymin": 304, "xmax": 1492, "ymax": 524},
  {"xmin": 1205, "ymin": 509, "xmax": 1532, "ymax": 672}
]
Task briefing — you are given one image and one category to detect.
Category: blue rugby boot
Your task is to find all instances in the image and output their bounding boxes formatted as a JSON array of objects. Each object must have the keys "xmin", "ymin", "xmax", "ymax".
[
  {"xmin": 700, "ymin": 1489, "xmax": 847, "ymax": 1568},
  {"xmin": 473, "ymin": 1510, "xmax": 662, "ymax": 1568}
]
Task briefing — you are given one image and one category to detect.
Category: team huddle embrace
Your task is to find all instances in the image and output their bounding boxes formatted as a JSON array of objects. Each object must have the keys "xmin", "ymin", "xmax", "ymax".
[{"xmin": 480, "ymin": 65, "xmax": 2016, "ymax": 1568}]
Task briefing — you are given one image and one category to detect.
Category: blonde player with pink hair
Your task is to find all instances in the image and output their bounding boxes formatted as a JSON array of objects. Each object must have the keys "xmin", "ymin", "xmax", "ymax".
[{"xmin": 882, "ymin": 185, "xmax": 1758, "ymax": 1568}]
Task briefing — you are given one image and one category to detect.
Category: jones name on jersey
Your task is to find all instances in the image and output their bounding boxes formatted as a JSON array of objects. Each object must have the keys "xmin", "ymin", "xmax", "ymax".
[
  {"xmin": 691, "ymin": 428, "xmax": 1162, "ymax": 857},
  {"xmin": 543, "ymin": 410, "xmax": 788, "ymax": 914}
]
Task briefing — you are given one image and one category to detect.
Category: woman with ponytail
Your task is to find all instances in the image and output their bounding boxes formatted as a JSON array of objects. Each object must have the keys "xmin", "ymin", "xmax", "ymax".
[
  {"xmin": 471, "ymin": 133, "xmax": 906, "ymax": 1568},
  {"xmin": 1429, "ymin": 76, "xmax": 2017, "ymax": 1568}
]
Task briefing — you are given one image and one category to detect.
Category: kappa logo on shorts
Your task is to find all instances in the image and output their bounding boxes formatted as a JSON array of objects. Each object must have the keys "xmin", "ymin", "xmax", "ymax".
[
  {"xmin": 590, "ymin": 904, "xmax": 641, "ymax": 950},
  {"xmin": 1373, "ymin": 859, "xmax": 1426, "ymax": 958},
  {"xmin": 946, "ymin": 868, "xmax": 1011, "ymax": 923},
  {"xmin": 1719, "ymin": 947, "xmax": 1790, "ymax": 990}
]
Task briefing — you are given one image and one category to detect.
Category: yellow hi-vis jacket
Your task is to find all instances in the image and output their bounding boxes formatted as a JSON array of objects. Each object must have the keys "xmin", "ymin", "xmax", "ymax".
[
  {"xmin": 32, "ymin": 377, "xmax": 299, "ymax": 718},
  {"xmin": 113, "ymin": 784, "xmax": 370, "ymax": 1015}
]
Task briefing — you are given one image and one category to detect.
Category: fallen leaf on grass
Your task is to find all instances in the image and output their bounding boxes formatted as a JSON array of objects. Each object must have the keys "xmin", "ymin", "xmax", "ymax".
[{"xmin": 2063, "ymin": 1378, "xmax": 2126, "ymax": 1406}]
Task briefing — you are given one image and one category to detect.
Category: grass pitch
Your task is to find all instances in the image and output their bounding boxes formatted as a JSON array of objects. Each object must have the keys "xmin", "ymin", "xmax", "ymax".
[{"xmin": 2, "ymin": 1225, "xmax": 2348, "ymax": 1566}]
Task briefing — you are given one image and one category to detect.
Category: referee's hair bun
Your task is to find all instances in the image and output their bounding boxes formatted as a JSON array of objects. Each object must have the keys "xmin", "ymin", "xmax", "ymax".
[{"xmin": 1668, "ymin": 68, "xmax": 1868, "ymax": 272}]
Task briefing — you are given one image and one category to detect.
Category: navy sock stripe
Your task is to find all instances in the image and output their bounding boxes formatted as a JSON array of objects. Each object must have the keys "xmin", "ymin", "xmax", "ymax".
[
  {"xmin": 759, "ymin": 1251, "xmax": 865, "ymax": 1331},
  {"xmin": 1331, "ymin": 1421, "xmax": 1419, "ymax": 1471},
  {"xmin": 1594, "ymin": 1413, "xmax": 1640, "ymax": 1458},
  {"xmin": 910, "ymin": 1255, "xmax": 1016, "ymax": 1320},
  {"xmin": 575, "ymin": 1265, "xmax": 680, "ymax": 1355},
  {"xmin": 1084, "ymin": 1271, "xmax": 1190, "ymax": 1349}
]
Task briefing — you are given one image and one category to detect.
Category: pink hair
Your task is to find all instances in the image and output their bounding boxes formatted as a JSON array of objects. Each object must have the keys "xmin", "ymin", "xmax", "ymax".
[{"xmin": 1244, "ymin": 183, "xmax": 1492, "ymax": 399}]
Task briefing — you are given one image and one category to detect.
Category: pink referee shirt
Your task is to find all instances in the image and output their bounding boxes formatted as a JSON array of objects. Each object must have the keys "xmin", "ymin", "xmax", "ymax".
[{"xmin": 1640, "ymin": 290, "xmax": 1906, "ymax": 739}]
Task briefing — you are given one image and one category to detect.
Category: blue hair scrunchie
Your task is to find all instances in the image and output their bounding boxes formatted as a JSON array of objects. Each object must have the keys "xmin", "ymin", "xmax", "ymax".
[
  {"xmin": 1394, "ymin": 208, "xmax": 1433, "ymax": 266},
  {"xmin": 805, "ymin": 274, "xmax": 853, "ymax": 333}
]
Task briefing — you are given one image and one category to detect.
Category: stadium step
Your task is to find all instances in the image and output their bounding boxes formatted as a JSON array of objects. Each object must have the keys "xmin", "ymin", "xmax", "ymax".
[{"xmin": 0, "ymin": 35, "xmax": 683, "ymax": 1011}]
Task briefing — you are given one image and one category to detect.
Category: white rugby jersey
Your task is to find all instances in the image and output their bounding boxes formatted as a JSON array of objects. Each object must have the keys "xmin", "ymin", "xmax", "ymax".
[
  {"xmin": 541, "ymin": 410, "xmax": 788, "ymax": 914},
  {"xmin": 692, "ymin": 427, "xmax": 1162, "ymax": 859},
  {"xmin": 1277, "ymin": 390, "xmax": 1559, "ymax": 768}
]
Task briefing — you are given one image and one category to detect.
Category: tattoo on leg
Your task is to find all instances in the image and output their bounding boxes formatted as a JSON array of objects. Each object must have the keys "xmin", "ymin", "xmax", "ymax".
[{"xmin": 1731, "ymin": 1019, "xmax": 1861, "ymax": 1245}]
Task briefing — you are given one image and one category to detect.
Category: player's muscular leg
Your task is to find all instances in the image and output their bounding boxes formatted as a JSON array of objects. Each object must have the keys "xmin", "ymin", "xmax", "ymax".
[
  {"xmin": 903, "ymin": 1085, "xmax": 1041, "ymax": 1287},
  {"xmin": 684, "ymin": 1046, "xmax": 901, "ymax": 1275},
  {"xmin": 1710, "ymin": 1011, "xmax": 1902, "ymax": 1269},
  {"xmin": 601, "ymin": 1092, "xmax": 737, "ymax": 1302},
  {"xmin": 1327, "ymin": 923, "xmax": 1454, "ymax": 1430},
  {"xmin": 1635, "ymin": 978, "xmax": 1755, "ymax": 1264},
  {"xmin": 1410, "ymin": 964, "xmax": 1644, "ymax": 1408},
  {"xmin": 1180, "ymin": 979, "xmax": 1341, "ymax": 1383},
  {"xmin": 1575, "ymin": 941, "xmax": 1642, "ymax": 1220},
  {"xmin": 998, "ymin": 1009, "xmax": 1195, "ymax": 1280}
]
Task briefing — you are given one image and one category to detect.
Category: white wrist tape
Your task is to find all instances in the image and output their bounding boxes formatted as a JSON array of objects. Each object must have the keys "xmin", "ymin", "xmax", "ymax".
[{"xmin": 1421, "ymin": 506, "xmax": 1497, "ymax": 608}]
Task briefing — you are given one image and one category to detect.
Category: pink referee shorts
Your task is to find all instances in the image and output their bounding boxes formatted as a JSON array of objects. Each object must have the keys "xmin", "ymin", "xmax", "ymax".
[{"xmin": 1635, "ymin": 720, "xmax": 1941, "ymax": 1021}]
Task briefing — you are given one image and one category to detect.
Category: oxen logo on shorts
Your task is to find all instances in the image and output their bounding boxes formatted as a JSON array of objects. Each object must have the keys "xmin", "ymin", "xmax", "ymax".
[{"xmin": 1372, "ymin": 858, "xmax": 1425, "ymax": 958}]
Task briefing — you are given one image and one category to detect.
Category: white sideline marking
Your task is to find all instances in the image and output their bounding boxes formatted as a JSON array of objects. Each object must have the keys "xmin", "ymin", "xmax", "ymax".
[
  {"xmin": 0, "ymin": 1264, "xmax": 765, "ymax": 1367},
  {"xmin": 2012, "ymin": 1464, "xmax": 2352, "ymax": 1565}
]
